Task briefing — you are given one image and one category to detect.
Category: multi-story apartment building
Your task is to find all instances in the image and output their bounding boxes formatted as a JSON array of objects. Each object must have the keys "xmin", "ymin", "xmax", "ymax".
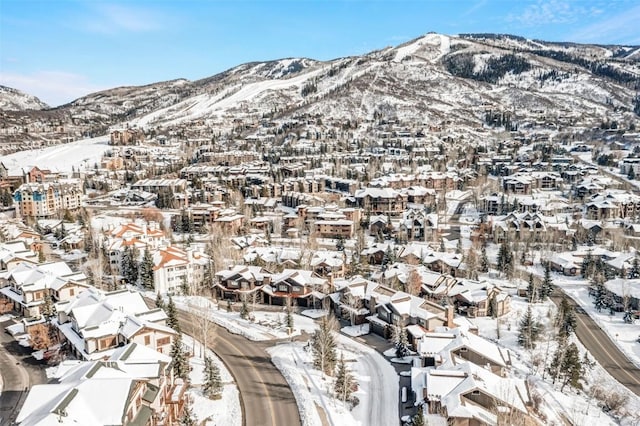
[{"xmin": 14, "ymin": 180, "xmax": 82, "ymax": 218}]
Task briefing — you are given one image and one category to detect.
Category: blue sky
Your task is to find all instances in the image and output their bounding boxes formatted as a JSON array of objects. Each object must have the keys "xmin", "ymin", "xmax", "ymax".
[{"xmin": 1, "ymin": 0, "xmax": 639, "ymax": 106}]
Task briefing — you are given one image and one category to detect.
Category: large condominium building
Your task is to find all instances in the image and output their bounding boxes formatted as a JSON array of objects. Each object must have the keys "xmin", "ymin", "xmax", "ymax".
[{"xmin": 14, "ymin": 180, "xmax": 82, "ymax": 218}]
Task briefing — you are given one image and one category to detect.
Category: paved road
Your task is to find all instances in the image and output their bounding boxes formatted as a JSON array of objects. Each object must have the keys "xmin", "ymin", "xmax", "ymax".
[
  {"xmin": 176, "ymin": 310, "xmax": 301, "ymax": 426},
  {"xmin": 0, "ymin": 318, "xmax": 47, "ymax": 426},
  {"xmin": 550, "ymin": 290, "xmax": 640, "ymax": 396}
]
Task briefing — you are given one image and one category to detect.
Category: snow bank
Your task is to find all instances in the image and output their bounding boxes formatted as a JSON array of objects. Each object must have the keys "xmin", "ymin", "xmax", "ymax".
[
  {"xmin": 184, "ymin": 335, "xmax": 241, "ymax": 426},
  {"xmin": 268, "ymin": 333, "xmax": 399, "ymax": 426}
]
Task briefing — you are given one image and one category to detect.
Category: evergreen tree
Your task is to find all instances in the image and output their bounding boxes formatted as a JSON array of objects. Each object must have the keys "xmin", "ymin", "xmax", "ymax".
[
  {"xmin": 180, "ymin": 275, "xmax": 190, "ymax": 296},
  {"xmin": 203, "ymin": 356, "xmax": 223, "ymax": 399},
  {"xmin": 559, "ymin": 343, "xmax": 583, "ymax": 391},
  {"xmin": 179, "ymin": 399, "xmax": 197, "ymax": 426},
  {"xmin": 170, "ymin": 334, "xmax": 190, "ymax": 381},
  {"xmin": 166, "ymin": 296, "xmax": 180, "ymax": 332},
  {"xmin": 334, "ymin": 353, "xmax": 356, "ymax": 403},
  {"xmin": 556, "ymin": 297, "xmax": 577, "ymax": 339},
  {"xmin": 312, "ymin": 315, "xmax": 337, "ymax": 376},
  {"xmin": 393, "ymin": 325, "xmax": 410, "ymax": 358},
  {"xmin": 591, "ymin": 273, "xmax": 609, "ymax": 312},
  {"xmin": 412, "ymin": 406, "xmax": 425, "ymax": 426},
  {"xmin": 629, "ymin": 257, "xmax": 640, "ymax": 279},
  {"xmin": 41, "ymin": 292, "xmax": 58, "ymax": 343},
  {"xmin": 581, "ymin": 251, "xmax": 593, "ymax": 278},
  {"xmin": 285, "ymin": 298, "xmax": 294, "ymax": 333},
  {"xmin": 239, "ymin": 295, "xmax": 249, "ymax": 320},
  {"xmin": 518, "ymin": 305, "xmax": 541, "ymax": 349},
  {"xmin": 527, "ymin": 273, "xmax": 537, "ymax": 303},
  {"xmin": 539, "ymin": 263, "xmax": 553, "ymax": 300},
  {"xmin": 496, "ymin": 241, "xmax": 513, "ymax": 277},
  {"xmin": 155, "ymin": 292, "xmax": 164, "ymax": 310},
  {"xmin": 139, "ymin": 247, "xmax": 155, "ymax": 290},
  {"xmin": 121, "ymin": 245, "xmax": 140, "ymax": 285},
  {"xmin": 479, "ymin": 244, "xmax": 489, "ymax": 272}
]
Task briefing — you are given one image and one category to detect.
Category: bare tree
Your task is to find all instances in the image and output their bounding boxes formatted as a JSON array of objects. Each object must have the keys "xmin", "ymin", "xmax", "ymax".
[{"xmin": 187, "ymin": 299, "xmax": 217, "ymax": 359}]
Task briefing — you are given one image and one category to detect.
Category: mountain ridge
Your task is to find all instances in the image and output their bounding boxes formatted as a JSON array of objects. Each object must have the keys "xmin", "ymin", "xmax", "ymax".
[{"xmin": 1, "ymin": 32, "xmax": 639, "ymax": 149}]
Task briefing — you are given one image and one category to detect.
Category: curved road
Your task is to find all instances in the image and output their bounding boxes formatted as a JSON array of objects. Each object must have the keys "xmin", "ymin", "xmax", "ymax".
[
  {"xmin": 176, "ymin": 310, "xmax": 301, "ymax": 426},
  {"xmin": 550, "ymin": 290, "xmax": 640, "ymax": 396}
]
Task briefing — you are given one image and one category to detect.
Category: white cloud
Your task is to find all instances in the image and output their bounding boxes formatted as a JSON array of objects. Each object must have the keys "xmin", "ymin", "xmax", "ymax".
[
  {"xmin": 77, "ymin": 3, "xmax": 168, "ymax": 34},
  {"xmin": 569, "ymin": 4, "xmax": 640, "ymax": 44},
  {"xmin": 0, "ymin": 71, "xmax": 108, "ymax": 107},
  {"xmin": 506, "ymin": 0, "xmax": 601, "ymax": 27}
]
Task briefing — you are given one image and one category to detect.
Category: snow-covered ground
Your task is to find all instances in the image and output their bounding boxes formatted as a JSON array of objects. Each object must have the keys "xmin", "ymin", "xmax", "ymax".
[
  {"xmin": 471, "ymin": 293, "xmax": 640, "ymax": 425},
  {"xmin": 183, "ymin": 335, "xmax": 241, "ymax": 426},
  {"xmin": 268, "ymin": 334, "xmax": 398, "ymax": 426},
  {"xmin": 170, "ymin": 295, "xmax": 318, "ymax": 341},
  {"xmin": 2, "ymin": 135, "xmax": 111, "ymax": 175},
  {"xmin": 553, "ymin": 276, "xmax": 640, "ymax": 369}
]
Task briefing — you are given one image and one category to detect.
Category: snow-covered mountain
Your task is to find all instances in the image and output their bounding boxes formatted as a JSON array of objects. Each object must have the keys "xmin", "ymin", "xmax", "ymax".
[
  {"xmin": 0, "ymin": 85, "xmax": 49, "ymax": 111},
  {"xmin": 2, "ymin": 33, "xmax": 639, "ymax": 140}
]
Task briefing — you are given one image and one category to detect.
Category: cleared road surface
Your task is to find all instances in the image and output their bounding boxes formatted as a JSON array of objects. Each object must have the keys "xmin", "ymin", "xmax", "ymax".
[{"xmin": 177, "ymin": 310, "xmax": 301, "ymax": 426}]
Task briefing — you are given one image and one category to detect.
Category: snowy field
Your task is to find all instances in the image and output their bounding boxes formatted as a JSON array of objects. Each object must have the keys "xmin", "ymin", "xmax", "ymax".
[
  {"xmin": 471, "ymin": 294, "xmax": 640, "ymax": 425},
  {"xmin": 268, "ymin": 334, "xmax": 398, "ymax": 426},
  {"xmin": 183, "ymin": 335, "xmax": 241, "ymax": 426},
  {"xmin": 2, "ymin": 135, "xmax": 111, "ymax": 175}
]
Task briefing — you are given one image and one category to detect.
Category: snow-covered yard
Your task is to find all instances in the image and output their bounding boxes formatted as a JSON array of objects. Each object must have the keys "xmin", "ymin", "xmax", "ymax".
[
  {"xmin": 156, "ymin": 294, "xmax": 319, "ymax": 341},
  {"xmin": 183, "ymin": 335, "xmax": 241, "ymax": 426},
  {"xmin": 268, "ymin": 334, "xmax": 398, "ymax": 426},
  {"xmin": 471, "ymin": 295, "xmax": 640, "ymax": 425}
]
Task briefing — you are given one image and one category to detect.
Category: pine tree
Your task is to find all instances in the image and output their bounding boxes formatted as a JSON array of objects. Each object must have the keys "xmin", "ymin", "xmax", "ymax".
[
  {"xmin": 155, "ymin": 292, "xmax": 164, "ymax": 310},
  {"xmin": 560, "ymin": 343, "xmax": 583, "ymax": 391},
  {"xmin": 285, "ymin": 298, "xmax": 294, "ymax": 333},
  {"xmin": 479, "ymin": 244, "xmax": 489, "ymax": 272},
  {"xmin": 139, "ymin": 247, "xmax": 155, "ymax": 290},
  {"xmin": 497, "ymin": 241, "xmax": 513, "ymax": 277},
  {"xmin": 312, "ymin": 315, "xmax": 337, "ymax": 376},
  {"xmin": 527, "ymin": 273, "xmax": 537, "ymax": 303},
  {"xmin": 166, "ymin": 296, "xmax": 181, "ymax": 333},
  {"xmin": 591, "ymin": 273, "xmax": 609, "ymax": 312},
  {"xmin": 412, "ymin": 405, "xmax": 425, "ymax": 426},
  {"xmin": 557, "ymin": 297, "xmax": 577, "ymax": 339},
  {"xmin": 180, "ymin": 275, "xmax": 189, "ymax": 296},
  {"xmin": 630, "ymin": 257, "xmax": 640, "ymax": 279},
  {"xmin": 203, "ymin": 356, "xmax": 223, "ymax": 399},
  {"xmin": 393, "ymin": 325, "xmax": 410, "ymax": 358},
  {"xmin": 179, "ymin": 398, "xmax": 197, "ymax": 426},
  {"xmin": 239, "ymin": 295, "xmax": 249, "ymax": 320},
  {"xmin": 518, "ymin": 305, "xmax": 541, "ymax": 349},
  {"xmin": 539, "ymin": 263, "xmax": 553, "ymax": 300},
  {"xmin": 41, "ymin": 292, "xmax": 58, "ymax": 343},
  {"xmin": 581, "ymin": 251, "xmax": 593, "ymax": 278},
  {"xmin": 170, "ymin": 334, "xmax": 190, "ymax": 381},
  {"xmin": 334, "ymin": 353, "xmax": 356, "ymax": 403}
]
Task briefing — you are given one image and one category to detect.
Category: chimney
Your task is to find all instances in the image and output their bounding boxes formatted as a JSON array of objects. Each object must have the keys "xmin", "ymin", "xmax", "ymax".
[{"xmin": 446, "ymin": 304, "xmax": 454, "ymax": 328}]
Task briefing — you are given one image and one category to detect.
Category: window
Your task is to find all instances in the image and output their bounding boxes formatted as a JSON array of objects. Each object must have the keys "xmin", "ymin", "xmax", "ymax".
[
  {"xmin": 459, "ymin": 347, "xmax": 468, "ymax": 352},
  {"xmin": 471, "ymin": 390, "xmax": 480, "ymax": 395},
  {"xmin": 157, "ymin": 337, "xmax": 170, "ymax": 346},
  {"xmin": 278, "ymin": 284, "xmax": 288, "ymax": 292},
  {"xmin": 144, "ymin": 335, "xmax": 151, "ymax": 345},
  {"xmin": 69, "ymin": 288, "xmax": 75, "ymax": 296}
]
